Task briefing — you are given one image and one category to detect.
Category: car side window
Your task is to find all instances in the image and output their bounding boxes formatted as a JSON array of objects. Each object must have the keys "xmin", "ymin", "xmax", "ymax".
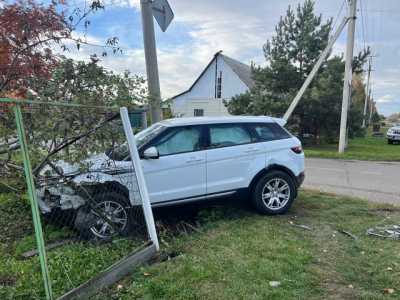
[
  {"xmin": 252, "ymin": 123, "xmax": 291, "ymax": 142},
  {"xmin": 209, "ymin": 124, "xmax": 252, "ymax": 148},
  {"xmin": 154, "ymin": 127, "xmax": 202, "ymax": 156}
]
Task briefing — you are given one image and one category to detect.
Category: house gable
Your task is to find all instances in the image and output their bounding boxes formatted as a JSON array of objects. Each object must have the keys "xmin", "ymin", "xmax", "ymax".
[
  {"xmin": 170, "ymin": 51, "xmax": 254, "ymax": 117},
  {"xmin": 171, "ymin": 51, "xmax": 254, "ymax": 101}
]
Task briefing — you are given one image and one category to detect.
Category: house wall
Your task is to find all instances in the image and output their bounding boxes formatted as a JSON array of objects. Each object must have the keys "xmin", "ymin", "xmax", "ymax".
[
  {"xmin": 171, "ymin": 55, "xmax": 249, "ymax": 117},
  {"xmin": 173, "ymin": 98, "xmax": 230, "ymax": 117}
]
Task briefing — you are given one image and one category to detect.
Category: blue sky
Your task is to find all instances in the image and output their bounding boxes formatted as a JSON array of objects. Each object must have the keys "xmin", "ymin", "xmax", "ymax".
[{"xmin": 62, "ymin": 0, "xmax": 400, "ymax": 116}]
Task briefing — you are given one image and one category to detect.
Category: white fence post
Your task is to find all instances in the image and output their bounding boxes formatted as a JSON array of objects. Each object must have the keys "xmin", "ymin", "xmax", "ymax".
[{"xmin": 120, "ymin": 107, "xmax": 159, "ymax": 250}]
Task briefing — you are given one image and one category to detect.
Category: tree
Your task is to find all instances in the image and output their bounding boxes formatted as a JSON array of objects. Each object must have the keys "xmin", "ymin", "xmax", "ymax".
[
  {"xmin": 0, "ymin": 0, "xmax": 119, "ymax": 96},
  {"xmin": 0, "ymin": 0, "xmax": 69, "ymax": 95},
  {"xmin": 227, "ymin": 0, "xmax": 369, "ymax": 143},
  {"xmin": 0, "ymin": 59, "xmax": 147, "ymax": 179}
]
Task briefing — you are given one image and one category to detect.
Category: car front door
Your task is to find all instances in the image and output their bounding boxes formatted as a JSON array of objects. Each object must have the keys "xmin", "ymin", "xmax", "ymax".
[
  {"xmin": 205, "ymin": 123, "xmax": 263, "ymax": 194},
  {"xmin": 141, "ymin": 125, "xmax": 207, "ymax": 204}
]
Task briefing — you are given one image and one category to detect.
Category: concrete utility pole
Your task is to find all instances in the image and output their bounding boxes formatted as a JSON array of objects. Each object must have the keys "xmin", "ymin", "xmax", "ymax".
[
  {"xmin": 362, "ymin": 57, "xmax": 372, "ymax": 128},
  {"xmin": 140, "ymin": 0, "xmax": 162, "ymax": 124},
  {"xmin": 369, "ymin": 88, "xmax": 374, "ymax": 124},
  {"xmin": 338, "ymin": 0, "xmax": 357, "ymax": 153},
  {"xmin": 283, "ymin": 17, "xmax": 349, "ymax": 121}
]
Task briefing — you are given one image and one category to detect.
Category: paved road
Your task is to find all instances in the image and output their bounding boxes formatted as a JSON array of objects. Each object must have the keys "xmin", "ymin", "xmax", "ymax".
[{"xmin": 303, "ymin": 158, "xmax": 400, "ymax": 205}]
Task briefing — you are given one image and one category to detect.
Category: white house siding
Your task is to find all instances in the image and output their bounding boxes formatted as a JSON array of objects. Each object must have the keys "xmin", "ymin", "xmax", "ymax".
[
  {"xmin": 173, "ymin": 98, "xmax": 230, "ymax": 117},
  {"xmin": 171, "ymin": 53, "xmax": 251, "ymax": 117}
]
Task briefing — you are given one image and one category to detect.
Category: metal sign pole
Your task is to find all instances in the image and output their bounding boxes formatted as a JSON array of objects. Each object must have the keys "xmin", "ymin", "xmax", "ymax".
[
  {"xmin": 120, "ymin": 107, "xmax": 159, "ymax": 250},
  {"xmin": 13, "ymin": 104, "xmax": 53, "ymax": 300}
]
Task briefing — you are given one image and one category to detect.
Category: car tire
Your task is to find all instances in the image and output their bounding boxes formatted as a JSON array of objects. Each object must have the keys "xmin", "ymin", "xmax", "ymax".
[
  {"xmin": 252, "ymin": 170, "xmax": 296, "ymax": 215},
  {"xmin": 388, "ymin": 139, "xmax": 393, "ymax": 144},
  {"xmin": 77, "ymin": 191, "xmax": 135, "ymax": 240}
]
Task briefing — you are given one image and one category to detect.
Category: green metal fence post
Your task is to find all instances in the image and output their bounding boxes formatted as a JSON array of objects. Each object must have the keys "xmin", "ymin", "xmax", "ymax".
[{"xmin": 14, "ymin": 104, "xmax": 53, "ymax": 300}]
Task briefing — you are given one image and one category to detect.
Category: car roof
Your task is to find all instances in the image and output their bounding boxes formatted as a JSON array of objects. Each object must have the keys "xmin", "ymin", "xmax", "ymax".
[{"xmin": 159, "ymin": 116, "xmax": 286, "ymax": 127}]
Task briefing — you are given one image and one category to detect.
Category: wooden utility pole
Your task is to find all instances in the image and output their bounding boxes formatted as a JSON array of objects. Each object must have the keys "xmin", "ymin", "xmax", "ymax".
[{"xmin": 338, "ymin": 0, "xmax": 357, "ymax": 153}]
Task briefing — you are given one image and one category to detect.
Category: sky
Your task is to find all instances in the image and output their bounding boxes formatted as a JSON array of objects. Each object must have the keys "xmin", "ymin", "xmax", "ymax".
[{"xmin": 61, "ymin": 0, "xmax": 400, "ymax": 116}]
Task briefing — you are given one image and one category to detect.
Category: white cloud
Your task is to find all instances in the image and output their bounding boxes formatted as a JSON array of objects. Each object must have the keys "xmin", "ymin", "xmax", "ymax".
[
  {"xmin": 376, "ymin": 94, "xmax": 395, "ymax": 103},
  {"xmin": 49, "ymin": 0, "xmax": 400, "ymax": 115}
]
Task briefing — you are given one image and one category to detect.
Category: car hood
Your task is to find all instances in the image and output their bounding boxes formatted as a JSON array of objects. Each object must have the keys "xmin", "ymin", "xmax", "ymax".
[
  {"xmin": 389, "ymin": 126, "xmax": 400, "ymax": 131},
  {"xmin": 40, "ymin": 153, "xmax": 113, "ymax": 177}
]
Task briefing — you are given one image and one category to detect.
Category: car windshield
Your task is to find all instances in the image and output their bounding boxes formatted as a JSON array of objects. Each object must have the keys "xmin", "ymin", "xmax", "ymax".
[{"xmin": 106, "ymin": 124, "xmax": 166, "ymax": 160}]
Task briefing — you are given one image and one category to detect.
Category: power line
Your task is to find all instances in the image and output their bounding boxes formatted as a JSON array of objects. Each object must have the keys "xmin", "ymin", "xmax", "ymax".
[
  {"xmin": 331, "ymin": 0, "xmax": 346, "ymax": 34},
  {"xmin": 359, "ymin": 0, "xmax": 367, "ymax": 51}
]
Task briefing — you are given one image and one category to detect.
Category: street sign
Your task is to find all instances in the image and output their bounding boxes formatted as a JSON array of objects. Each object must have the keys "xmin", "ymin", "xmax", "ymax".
[{"xmin": 151, "ymin": 0, "xmax": 174, "ymax": 32}]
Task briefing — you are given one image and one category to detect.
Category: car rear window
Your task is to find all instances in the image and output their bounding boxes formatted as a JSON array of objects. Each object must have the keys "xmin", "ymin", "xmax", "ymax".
[
  {"xmin": 209, "ymin": 124, "xmax": 252, "ymax": 148},
  {"xmin": 251, "ymin": 123, "xmax": 291, "ymax": 142}
]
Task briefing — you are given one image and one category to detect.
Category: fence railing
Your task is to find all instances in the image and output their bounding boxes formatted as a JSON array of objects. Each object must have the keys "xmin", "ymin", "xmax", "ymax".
[{"xmin": 0, "ymin": 98, "xmax": 158, "ymax": 299}]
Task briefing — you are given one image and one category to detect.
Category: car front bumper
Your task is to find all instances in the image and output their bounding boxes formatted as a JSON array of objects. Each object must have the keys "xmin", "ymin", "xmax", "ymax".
[{"xmin": 387, "ymin": 134, "xmax": 400, "ymax": 140}]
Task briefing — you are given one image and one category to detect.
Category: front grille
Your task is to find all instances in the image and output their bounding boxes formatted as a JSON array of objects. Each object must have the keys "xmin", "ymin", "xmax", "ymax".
[{"xmin": 394, "ymin": 130, "xmax": 400, "ymax": 135}]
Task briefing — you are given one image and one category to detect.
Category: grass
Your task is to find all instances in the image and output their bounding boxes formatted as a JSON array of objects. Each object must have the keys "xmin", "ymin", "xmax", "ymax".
[
  {"xmin": 304, "ymin": 131, "xmax": 400, "ymax": 161},
  {"xmin": 0, "ymin": 193, "xmax": 145, "ymax": 299},
  {"xmin": 1, "ymin": 191, "xmax": 400, "ymax": 299},
  {"xmin": 92, "ymin": 191, "xmax": 400, "ymax": 300}
]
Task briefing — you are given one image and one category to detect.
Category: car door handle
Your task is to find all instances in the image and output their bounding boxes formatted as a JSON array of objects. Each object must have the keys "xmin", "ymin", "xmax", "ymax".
[
  {"xmin": 244, "ymin": 147, "xmax": 258, "ymax": 153},
  {"xmin": 186, "ymin": 157, "xmax": 203, "ymax": 163}
]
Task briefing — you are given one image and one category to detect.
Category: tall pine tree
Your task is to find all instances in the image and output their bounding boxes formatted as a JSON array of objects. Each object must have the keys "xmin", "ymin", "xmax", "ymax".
[{"xmin": 227, "ymin": 0, "xmax": 368, "ymax": 143}]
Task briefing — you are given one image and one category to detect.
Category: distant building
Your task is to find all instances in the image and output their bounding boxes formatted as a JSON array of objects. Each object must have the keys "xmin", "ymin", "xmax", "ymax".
[{"xmin": 170, "ymin": 51, "xmax": 254, "ymax": 117}]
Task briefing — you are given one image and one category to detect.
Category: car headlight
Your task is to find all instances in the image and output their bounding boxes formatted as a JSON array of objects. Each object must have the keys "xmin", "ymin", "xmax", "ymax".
[{"xmin": 388, "ymin": 129, "xmax": 393, "ymax": 134}]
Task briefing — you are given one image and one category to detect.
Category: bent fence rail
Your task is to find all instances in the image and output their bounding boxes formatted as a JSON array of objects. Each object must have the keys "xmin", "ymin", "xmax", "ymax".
[{"xmin": 0, "ymin": 98, "xmax": 158, "ymax": 299}]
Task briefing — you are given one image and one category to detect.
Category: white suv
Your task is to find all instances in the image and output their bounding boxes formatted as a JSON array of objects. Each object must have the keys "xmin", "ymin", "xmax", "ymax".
[
  {"xmin": 387, "ymin": 125, "xmax": 400, "ymax": 144},
  {"xmin": 38, "ymin": 116, "xmax": 305, "ymax": 238}
]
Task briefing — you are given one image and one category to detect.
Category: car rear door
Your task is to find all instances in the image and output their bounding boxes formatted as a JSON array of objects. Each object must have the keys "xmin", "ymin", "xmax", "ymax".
[
  {"xmin": 205, "ymin": 123, "xmax": 264, "ymax": 194},
  {"xmin": 141, "ymin": 125, "xmax": 207, "ymax": 204}
]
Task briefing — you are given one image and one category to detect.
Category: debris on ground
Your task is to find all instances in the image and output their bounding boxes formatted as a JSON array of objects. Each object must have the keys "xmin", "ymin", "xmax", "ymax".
[
  {"xmin": 367, "ymin": 225, "xmax": 400, "ymax": 240},
  {"xmin": 289, "ymin": 221, "xmax": 312, "ymax": 231},
  {"xmin": 269, "ymin": 281, "xmax": 281, "ymax": 288},
  {"xmin": 20, "ymin": 238, "xmax": 76, "ymax": 259},
  {"xmin": 383, "ymin": 288, "xmax": 395, "ymax": 294},
  {"xmin": 338, "ymin": 229, "xmax": 358, "ymax": 240}
]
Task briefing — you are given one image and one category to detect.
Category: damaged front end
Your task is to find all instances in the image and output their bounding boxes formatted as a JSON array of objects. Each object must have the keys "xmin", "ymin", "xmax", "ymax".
[
  {"xmin": 36, "ymin": 173, "xmax": 98, "ymax": 233},
  {"xmin": 37, "ymin": 179, "xmax": 87, "ymax": 214}
]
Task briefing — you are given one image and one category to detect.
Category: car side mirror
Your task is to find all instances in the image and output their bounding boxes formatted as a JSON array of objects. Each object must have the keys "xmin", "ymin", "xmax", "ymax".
[{"xmin": 143, "ymin": 146, "xmax": 159, "ymax": 159}]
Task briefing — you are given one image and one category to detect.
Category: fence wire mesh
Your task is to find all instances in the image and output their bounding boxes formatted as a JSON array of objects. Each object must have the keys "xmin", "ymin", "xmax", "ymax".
[{"xmin": 0, "ymin": 101, "xmax": 155, "ymax": 299}]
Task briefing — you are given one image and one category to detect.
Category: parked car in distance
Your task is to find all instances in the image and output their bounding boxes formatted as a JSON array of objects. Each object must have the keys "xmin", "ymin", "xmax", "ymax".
[
  {"xmin": 37, "ymin": 116, "xmax": 305, "ymax": 239},
  {"xmin": 387, "ymin": 125, "xmax": 400, "ymax": 144}
]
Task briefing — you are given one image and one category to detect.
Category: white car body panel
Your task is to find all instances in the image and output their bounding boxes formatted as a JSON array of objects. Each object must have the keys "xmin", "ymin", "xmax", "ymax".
[
  {"xmin": 37, "ymin": 116, "xmax": 305, "ymax": 213},
  {"xmin": 206, "ymin": 143, "xmax": 265, "ymax": 194},
  {"xmin": 387, "ymin": 126, "xmax": 400, "ymax": 141},
  {"xmin": 141, "ymin": 150, "xmax": 207, "ymax": 203}
]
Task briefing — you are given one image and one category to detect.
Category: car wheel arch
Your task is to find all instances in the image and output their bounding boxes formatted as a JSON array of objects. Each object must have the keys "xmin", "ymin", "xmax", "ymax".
[
  {"xmin": 249, "ymin": 164, "xmax": 297, "ymax": 195},
  {"xmin": 88, "ymin": 181, "xmax": 130, "ymax": 199}
]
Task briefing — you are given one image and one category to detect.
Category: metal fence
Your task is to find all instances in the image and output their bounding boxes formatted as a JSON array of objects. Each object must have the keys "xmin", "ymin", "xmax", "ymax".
[{"xmin": 0, "ymin": 99, "xmax": 158, "ymax": 299}]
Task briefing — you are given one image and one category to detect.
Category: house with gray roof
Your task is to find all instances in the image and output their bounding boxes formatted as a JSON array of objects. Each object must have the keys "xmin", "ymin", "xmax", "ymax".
[{"xmin": 170, "ymin": 51, "xmax": 254, "ymax": 117}]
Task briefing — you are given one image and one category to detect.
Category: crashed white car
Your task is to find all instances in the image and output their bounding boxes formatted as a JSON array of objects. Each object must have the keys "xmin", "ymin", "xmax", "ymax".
[
  {"xmin": 37, "ymin": 116, "xmax": 305, "ymax": 239},
  {"xmin": 387, "ymin": 125, "xmax": 400, "ymax": 144}
]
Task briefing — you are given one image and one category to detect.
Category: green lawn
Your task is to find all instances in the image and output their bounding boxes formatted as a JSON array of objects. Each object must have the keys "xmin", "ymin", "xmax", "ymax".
[
  {"xmin": 0, "ymin": 193, "xmax": 145, "ymax": 299},
  {"xmin": 1, "ymin": 191, "xmax": 399, "ymax": 299},
  {"xmin": 304, "ymin": 134, "xmax": 400, "ymax": 161},
  {"xmin": 91, "ymin": 191, "xmax": 400, "ymax": 300}
]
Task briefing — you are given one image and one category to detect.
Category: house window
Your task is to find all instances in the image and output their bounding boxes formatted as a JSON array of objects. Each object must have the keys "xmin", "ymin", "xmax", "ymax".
[
  {"xmin": 194, "ymin": 109, "xmax": 204, "ymax": 117},
  {"xmin": 216, "ymin": 71, "xmax": 222, "ymax": 98}
]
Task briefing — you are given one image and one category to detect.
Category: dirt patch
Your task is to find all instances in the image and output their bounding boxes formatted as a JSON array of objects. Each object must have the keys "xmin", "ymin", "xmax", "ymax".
[
  {"xmin": 0, "ymin": 274, "xmax": 17, "ymax": 286},
  {"xmin": 307, "ymin": 222, "xmax": 361, "ymax": 299},
  {"xmin": 149, "ymin": 250, "xmax": 183, "ymax": 265}
]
